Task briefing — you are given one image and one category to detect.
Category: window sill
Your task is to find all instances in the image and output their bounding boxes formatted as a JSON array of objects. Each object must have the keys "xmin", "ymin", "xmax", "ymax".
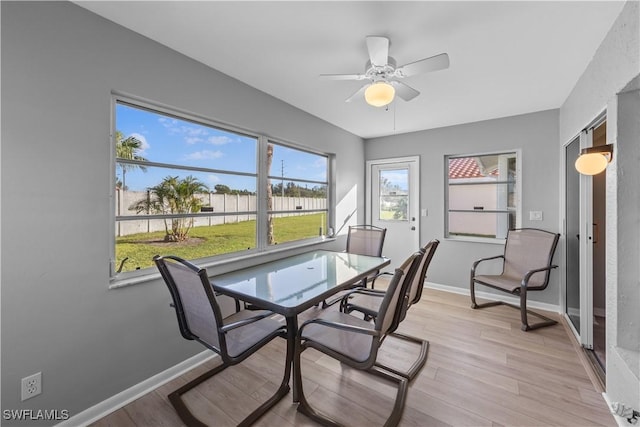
[
  {"xmin": 108, "ymin": 236, "xmax": 337, "ymax": 290},
  {"xmin": 444, "ymin": 235, "xmax": 506, "ymax": 245}
]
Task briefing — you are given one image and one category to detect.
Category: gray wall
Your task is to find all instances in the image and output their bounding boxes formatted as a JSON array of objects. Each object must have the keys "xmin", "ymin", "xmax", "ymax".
[
  {"xmin": 1, "ymin": 1, "xmax": 363, "ymax": 422},
  {"xmin": 558, "ymin": 0, "xmax": 639, "ymax": 413},
  {"xmin": 365, "ymin": 109, "xmax": 560, "ymax": 305}
]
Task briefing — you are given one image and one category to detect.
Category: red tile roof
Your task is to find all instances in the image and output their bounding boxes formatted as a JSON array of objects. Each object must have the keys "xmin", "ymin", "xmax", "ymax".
[{"xmin": 449, "ymin": 157, "xmax": 498, "ymax": 179}]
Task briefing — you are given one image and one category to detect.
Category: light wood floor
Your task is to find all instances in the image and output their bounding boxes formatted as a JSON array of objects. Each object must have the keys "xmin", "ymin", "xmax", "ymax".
[{"xmin": 91, "ymin": 288, "xmax": 615, "ymax": 427}]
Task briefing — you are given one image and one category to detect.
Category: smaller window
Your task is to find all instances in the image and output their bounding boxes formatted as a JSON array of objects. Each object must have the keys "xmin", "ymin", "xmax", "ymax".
[
  {"xmin": 267, "ymin": 141, "xmax": 329, "ymax": 245},
  {"xmin": 445, "ymin": 151, "xmax": 520, "ymax": 240}
]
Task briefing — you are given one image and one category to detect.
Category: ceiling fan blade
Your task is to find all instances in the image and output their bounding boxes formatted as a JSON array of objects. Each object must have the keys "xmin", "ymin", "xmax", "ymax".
[
  {"xmin": 395, "ymin": 53, "xmax": 450, "ymax": 78},
  {"xmin": 366, "ymin": 36, "xmax": 389, "ymax": 67},
  {"xmin": 319, "ymin": 73, "xmax": 367, "ymax": 81},
  {"xmin": 390, "ymin": 81, "xmax": 420, "ymax": 101},
  {"xmin": 345, "ymin": 84, "xmax": 368, "ymax": 103}
]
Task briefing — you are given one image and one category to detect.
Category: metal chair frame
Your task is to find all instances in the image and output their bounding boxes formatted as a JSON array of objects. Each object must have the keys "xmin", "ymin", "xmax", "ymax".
[
  {"xmin": 294, "ymin": 253, "xmax": 422, "ymax": 427},
  {"xmin": 321, "ymin": 224, "xmax": 387, "ymax": 309},
  {"xmin": 154, "ymin": 255, "xmax": 290, "ymax": 427},
  {"xmin": 469, "ymin": 228, "xmax": 560, "ymax": 331},
  {"xmin": 339, "ymin": 240, "xmax": 440, "ymax": 380}
]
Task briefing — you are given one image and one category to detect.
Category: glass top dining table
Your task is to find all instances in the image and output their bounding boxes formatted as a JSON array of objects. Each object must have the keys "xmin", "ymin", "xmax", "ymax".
[
  {"xmin": 210, "ymin": 249, "xmax": 390, "ymax": 317},
  {"xmin": 209, "ymin": 249, "xmax": 390, "ymax": 409}
]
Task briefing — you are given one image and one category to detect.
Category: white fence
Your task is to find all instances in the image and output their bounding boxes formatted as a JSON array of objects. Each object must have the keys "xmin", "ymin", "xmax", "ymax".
[{"xmin": 115, "ymin": 190, "xmax": 326, "ymax": 236}]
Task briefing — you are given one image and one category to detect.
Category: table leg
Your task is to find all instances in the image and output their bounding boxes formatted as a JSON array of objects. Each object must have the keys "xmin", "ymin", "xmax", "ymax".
[{"xmin": 286, "ymin": 315, "xmax": 300, "ymax": 403}]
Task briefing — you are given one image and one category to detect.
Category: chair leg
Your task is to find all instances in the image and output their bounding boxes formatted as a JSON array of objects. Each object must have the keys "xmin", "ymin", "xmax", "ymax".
[
  {"xmin": 367, "ymin": 366, "xmax": 409, "ymax": 427},
  {"xmin": 295, "ymin": 340, "xmax": 408, "ymax": 427},
  {"xmin": 168, "ymin": 362, "xmax": 229, "ymax": 427},
  {"xmin": 470, "ymin": 275, "xmax": 479, "ymax": 308},
  {"xmin": 471, "ymin": 278, "xmax": 504, "ymax": 309},
  {"xmin": 169, "ymin": 348, "xmax": 291, "ymax": 427},
  {"xmin": 376, "ymin": 332, "xmax": 429, "ymax": 381},
  {"xmin": 471, "ymin": 279, "xmax": 510, "ymax": 310},
  {"xmin": 470, "ymin": 283, "xmax": 557, "ymax": 331},
  {"xmin": 294, "ymin": 341, "xmax": 342, "ymax": 426},
  {"xmin": 519, "ymin": 287, "xmax": 557, "ymax": 331}
]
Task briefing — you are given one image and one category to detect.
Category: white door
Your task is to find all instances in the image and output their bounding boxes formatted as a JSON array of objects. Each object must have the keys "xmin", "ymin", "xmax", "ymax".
[{"xmin": 367, "ymin": 157, "xmax": 420, "ymax": 270}]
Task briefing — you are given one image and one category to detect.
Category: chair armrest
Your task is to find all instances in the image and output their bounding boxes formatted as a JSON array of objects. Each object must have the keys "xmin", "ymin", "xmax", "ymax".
[
  {"xmin": 338, "ymin": 287, "xmax": 385, "ymax": 312},
  {"xmin": 298, "ymin": 317, "xmax": 380, "ymax": 338},
  {"xmin": 521, "ymin": 265, "xmax": 558, "ymax": 287},
  {"xmin": 341, "ymin": 288, "xmax": 385, "ymax": 299},
  {"xmin": 220, "ymin": 311, "xmax": 277, "ymax": 333},
  {"xmin": 471, "ymin": 254, "xmax": 504, "ymax": 274}
]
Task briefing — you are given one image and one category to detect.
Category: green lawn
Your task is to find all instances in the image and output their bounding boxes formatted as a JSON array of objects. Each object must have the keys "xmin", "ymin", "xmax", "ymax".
[{"xmin": 116, "ymin": 213, "xmax": 326, "ymax": 272}]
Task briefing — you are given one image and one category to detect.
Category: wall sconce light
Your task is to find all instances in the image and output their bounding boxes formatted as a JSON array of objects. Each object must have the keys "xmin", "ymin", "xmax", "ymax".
[
  {"xmin": 575, "ymin": 144, "xmax": 614, "ymax": 175},
  {"xmin": 364, "ymin": 81, "xmax": 395, "ymax": 107}
]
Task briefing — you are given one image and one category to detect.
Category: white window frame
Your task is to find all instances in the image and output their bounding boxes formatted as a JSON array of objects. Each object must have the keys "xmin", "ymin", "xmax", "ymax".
[
  {"xmin": 109, "ymin": 94, "xmax": 334, "ymax": 286},
  {"xmin": 444, "ymin": 149, "xmax": 522, "ymax": 244}
]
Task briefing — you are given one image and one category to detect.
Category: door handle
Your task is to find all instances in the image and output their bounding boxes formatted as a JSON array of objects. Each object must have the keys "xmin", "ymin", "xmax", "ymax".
[
  {"xmin": 411, "ymin": 226, "xmax": 416, "ymax": 231},
  {"xmin": 593, "ymin": 223, "xmax": 599, "ymax": 244}
]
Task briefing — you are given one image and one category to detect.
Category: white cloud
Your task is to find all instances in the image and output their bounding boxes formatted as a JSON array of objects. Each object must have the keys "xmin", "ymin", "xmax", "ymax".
[
  {"xmin": 185, "ymin": 137, "xmax": 204, "ymax": 145},
  {"xmin": 183, "ymin": 150, "xmax": 224, "ymax": 161},
  {"xmin": 207, "ymin": 135, "xmax": 233, "ymax": 146},
  {"xmin": 182, "ymin": 126, "xmax": 208, "ymax": 137},
  {"xmin": 130, "ymin": 133, "xmax": 150, "ymax": 154},
  {"xmin": 158, "ymin": 117, "xmax": 180, "ymax": 133},
  {"xmin": 207, "ymin": 174, "xmax": 221, "ymax": 184}
]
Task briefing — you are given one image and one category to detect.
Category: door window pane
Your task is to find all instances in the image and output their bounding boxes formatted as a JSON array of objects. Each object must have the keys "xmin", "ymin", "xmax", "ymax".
[{"xmin": 378, "ymin": 169, "xmax": 409, "ymax": 221}]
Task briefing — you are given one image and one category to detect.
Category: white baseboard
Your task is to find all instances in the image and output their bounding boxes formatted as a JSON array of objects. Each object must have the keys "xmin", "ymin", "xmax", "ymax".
[
  {"xmin": 424, "ymin": 281, "xmax": 561, "ymax": 314},
  {"xmin": 57, "ymin": 350, "xmax": 218, "ymax": 427}
]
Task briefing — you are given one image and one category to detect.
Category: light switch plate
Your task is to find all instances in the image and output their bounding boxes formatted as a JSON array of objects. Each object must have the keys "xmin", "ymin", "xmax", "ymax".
[{"xmin": 529, "ymin": 211, "xmax": 543, "ymax": 221}]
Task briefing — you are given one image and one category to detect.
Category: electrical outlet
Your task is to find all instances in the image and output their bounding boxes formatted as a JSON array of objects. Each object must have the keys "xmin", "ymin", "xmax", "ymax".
[{"xmin": 21, "ymin": 372, "xmax": 42, "ymax": 401}]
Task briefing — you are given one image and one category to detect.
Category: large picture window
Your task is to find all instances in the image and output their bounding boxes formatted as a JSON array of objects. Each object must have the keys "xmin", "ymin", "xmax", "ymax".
[
  {"xmin": 113, "ymin": 98, "xmax": 331, "ymax": 278},
  {"xmin": 445, "ymin": 151, "xmax": 520, "ymax": 240}
]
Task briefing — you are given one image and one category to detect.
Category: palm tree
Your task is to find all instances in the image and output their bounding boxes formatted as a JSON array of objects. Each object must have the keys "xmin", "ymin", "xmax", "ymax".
[
  {"xmin": 266, "ymin": 143, "xmax": 275, "ymax": 244},
  {"xmin": 115, "ymin": 130, "xmax": 148, "ymax": 190},
  {"xmin": 129, "ymin": 175, "xmax": 209, "ymax": 242}
]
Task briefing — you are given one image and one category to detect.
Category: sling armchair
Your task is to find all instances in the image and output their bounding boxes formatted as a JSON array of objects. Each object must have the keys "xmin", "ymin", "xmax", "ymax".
[
  {"xmin": 345, "ymin": 224, "xmax": 387, "ymax": 289},
  {"xmin": 340, "ymin": 239, "xmax": 440, "ymax": 380},
  {"xmin": 154, "ymin": 255, "xmax": 289, "ymax": 427},
  {"xmin": 470, "ymin": 228, "xmax": 560, "ymax": 331},
  {"xmin": 294, "ymin": 252, "xmax": 422, "ymax": 427},
  {"xmin": 321, "ymin": 224, "xmax": 387, "ymax": 308}
]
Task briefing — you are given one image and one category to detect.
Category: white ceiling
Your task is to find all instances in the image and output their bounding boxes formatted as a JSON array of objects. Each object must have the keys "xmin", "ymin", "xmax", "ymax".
[{"xmin": 75, "ymin": 1, "xmax": 625, "ymax": 139}]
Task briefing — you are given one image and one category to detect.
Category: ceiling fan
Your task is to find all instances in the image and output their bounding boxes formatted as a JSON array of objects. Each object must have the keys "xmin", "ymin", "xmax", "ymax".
[{"xmin": 320, "ymin": 36, "xmax": 450, "ymax": 107}]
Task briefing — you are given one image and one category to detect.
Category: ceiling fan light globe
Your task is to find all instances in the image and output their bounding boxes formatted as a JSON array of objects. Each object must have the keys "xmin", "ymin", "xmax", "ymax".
[{"xmin": 365, "ymin": 82, "xmax": 395, "ymax": 107}]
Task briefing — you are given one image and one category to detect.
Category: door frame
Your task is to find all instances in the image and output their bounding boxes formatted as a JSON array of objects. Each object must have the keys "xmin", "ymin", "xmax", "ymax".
[
  {"xmin": 560, "ymin": 110, "xmax": 606, "ymax": 348},
  {"xmin": 366, "ymin": 156, "xmax": 420, "ymax": 259}
]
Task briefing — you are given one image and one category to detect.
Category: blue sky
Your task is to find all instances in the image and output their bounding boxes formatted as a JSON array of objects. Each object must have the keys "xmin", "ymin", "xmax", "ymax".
[{"xmin": 115, "ymin": 103, "xmax": 327, "ymax": 192}]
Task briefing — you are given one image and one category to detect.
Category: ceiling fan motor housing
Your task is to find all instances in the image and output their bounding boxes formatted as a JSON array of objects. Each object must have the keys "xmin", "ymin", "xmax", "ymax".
[{"xmin": 365, "ymin": 57, "xmax": 397, "ymax": 82}]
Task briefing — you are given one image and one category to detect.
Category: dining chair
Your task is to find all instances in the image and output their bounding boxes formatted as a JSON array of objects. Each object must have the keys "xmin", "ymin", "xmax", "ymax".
[
  {"xmin": 339, "ymin": 239, "xmax": 440, "ymax": 380},
  {"xmin": 470, "ymin": 228, "xmax": 560, "ymax": 331},
  {"xmin": 321, "ymin": 224, "xmax": 387, "ymax": 309},
  {"xmin": 153, "ymin": 255, "xmax": 289, "ymax": 427},
  {"xmin": 345, "ymin": 224, "xmax": 387, "ymax": 288},
  {"xmin": 293, "ymin": 252, "xmax": 422, "ymax": 427}
]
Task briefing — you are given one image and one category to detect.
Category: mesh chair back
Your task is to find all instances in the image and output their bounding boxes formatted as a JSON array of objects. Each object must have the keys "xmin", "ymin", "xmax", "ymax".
[
  {"xmin": 346, "ymin": 225, "xmax": 386, "ymax": 257},
  {"xmin": 407, "ymin": 240, "xmax": 440, "ymax": 306},
  {"xmin": 375, "ymin": 252, "xmax": 421, "ymax": 335},
  {"xmin": 502, "ymin": 229, "xmax": 559, "ymax": 289},
  {"xmin": 154, "ymin": 256, "xmax": 224, "ymax": 352}
]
